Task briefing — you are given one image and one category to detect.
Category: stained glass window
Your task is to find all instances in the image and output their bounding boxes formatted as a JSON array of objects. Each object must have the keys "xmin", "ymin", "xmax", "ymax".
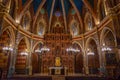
[
  {"xmin": 55, "ymin": 11, "xmax": 61, "ymax": 17},
  {"xmin": 71, "ymin": 22, "xmax": 78, "ymax": 36},
  {"xmin": 38, "ymin": 22, "xmax": 44, "ymax": 36}
]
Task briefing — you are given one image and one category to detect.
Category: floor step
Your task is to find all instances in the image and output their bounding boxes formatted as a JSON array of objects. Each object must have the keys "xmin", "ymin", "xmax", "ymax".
[{"xmin": 52, "ymin": 76, "xmax": 65, "ymax": 80}]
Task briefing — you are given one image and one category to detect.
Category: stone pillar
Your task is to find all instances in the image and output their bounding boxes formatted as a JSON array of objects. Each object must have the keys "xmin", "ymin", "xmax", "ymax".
[
  {"xmin": 7, "ymin": 25, "xmax": 20, "ymax": 77},
  {"xmin": 96, "ymin": 36, "xmax": 106, "ymax": 76},
  {"xmin": 82, "ymin": 35, "xmax": 89, "ymax": 75},
  {"xmin": 85, "ymin": 52, "xmax": 89, "ymax": 75},
  {"xmin": 28, "ymin": 38, "xmax": 33, "ymax": 75}
]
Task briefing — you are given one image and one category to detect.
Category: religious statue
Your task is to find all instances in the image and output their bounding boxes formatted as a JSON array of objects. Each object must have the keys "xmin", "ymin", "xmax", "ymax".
[{"xmin": 55, "ymin": 57, "xmax": 61, "ymax": 67}]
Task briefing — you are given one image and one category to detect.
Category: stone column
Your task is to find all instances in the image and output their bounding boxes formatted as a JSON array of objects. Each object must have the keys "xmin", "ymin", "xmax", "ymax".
[
  {"xmin": 82, "ymin": 35, "xmax": 89, "ymax": 75},
  {"xmin": 84, "ymin": 53, "xmax": 89, "ymax": 75},
  {"xmin": 7, "ymin": 25, "xmax": 20, "ymax": 77},
  {"xmin": 27, "ymin": 37, "xmax": 33, "ymax": 75}
]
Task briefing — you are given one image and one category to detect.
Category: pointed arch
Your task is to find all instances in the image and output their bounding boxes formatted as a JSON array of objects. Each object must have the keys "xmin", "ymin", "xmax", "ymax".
[
  {"xmin": 36, "ymin": 18, "xmax": 47, "ymax": 36},
  {"xmin": 100, "ymin": 27, "xmax": 116, "ymax": 46},
  {"xmin": 72, "ymin": 41, "xmax": 83, "ymax": 53},
  {"xmin": 32, "ymin": 41, "xmax": 43, "ymax": 52},
  {"xmin": 85, "ymin": 37, "xmax": 100, "ymax": 74},
  {"xmin": 2, "ymin": 26, "xmax": 15, "ymax": 45},
  {"xmin": 86, "ymin": 37, "xmax": 98, "ymax": 51},
  {"xmin": 18, "ymin": 36, "xmax": 30, "ymax": 51}
]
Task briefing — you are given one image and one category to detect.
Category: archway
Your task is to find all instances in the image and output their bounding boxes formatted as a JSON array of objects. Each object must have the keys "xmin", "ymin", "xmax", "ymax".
[
  {"xmin": 15, "ymin": 38, "xmax": 28, "ymax": 74},
  {"xmin": 86, "ymin": 38, "xmax": 100, "ymax": 74},
  {"xmin": 72, "ymin": 43, "xmax": 83, "ymax": 73},
  {"xmin": 101, "ymin": 28, "xmax": 117, "ymax": 76},
  {"xmin": 0, "ymin": 30, "xmax": 12, "ymax": 74},
  {"xmin": 32, "ymin": 42, "xmax": 43, "ymax": 74}
]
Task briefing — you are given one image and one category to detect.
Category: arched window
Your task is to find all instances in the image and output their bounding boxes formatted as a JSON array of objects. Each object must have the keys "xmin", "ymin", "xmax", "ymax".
[
  {"xmin": 85, "ymin": 12, "xmax": 94, "ymax": 32},
  {"xmin": 22, "ymin": 14, "xmax": 30, "ymax": 30},
  {"xmin": 87, "ymin": 15, "xmax": 93, "ymax": 30},
  {"xmin": 70, "ymin": 22, "xmax": 79, "ymax": 36},
  {"xmin": 37, "ymin": 22, "xmax": 45, "ymax": 36}
]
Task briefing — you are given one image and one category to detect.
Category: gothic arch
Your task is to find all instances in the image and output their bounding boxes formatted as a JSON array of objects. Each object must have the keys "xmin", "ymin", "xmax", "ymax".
[
  {"xmin": 85, "ymin": 37, "xmax": 98, "ymax": 52},
  {"xmin": 72, "ymin": 41, "xmax": 83, "ymax": 73},
  {"xmin": 2, "ymin": 26, "xmax": 15, "ymax": 45},
  {"xmin": 72, "ymin": 41, "xmax": 83, "ymax": 54},
  {"xmin": 32, "ymin": 41, "xmax": 43, "ymax": 73},
  {"xmin": 18, "ymin": 37, "xmax": 30, "ymax": 51},
  {"xmin": 85, "ymin": 37, "xmax": 100, "ymax": 74},
  {"xmin": 100, "ymin": 27, "xmax": 116, "ymax": 46},
  {"xmin": 32, "ymin": 41, "xmax": 43, "ymax": 52}
]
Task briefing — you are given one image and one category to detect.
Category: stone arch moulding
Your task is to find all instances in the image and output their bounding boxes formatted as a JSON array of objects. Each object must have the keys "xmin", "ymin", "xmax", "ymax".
[
  {"xmin": 85, "ymin": 37, "xmax": 100, "ymax": 74},
  {"xmin": 100, "ymin": 27, "xmax": 117, "ymax": 46},
  {"xmin": 18, "ymin": 36, "xmax": 30, "ymax": 52},
  {"xmin": 85, "ymin": 37, "xmax": 99, "ymax": 54},
  {"xmin": 2, "ymin": 26, "xmax": 15, "ymax": 46},
  {"xmin": 32, "ymin": 41, "xmax": 43, "ymax": 53},
  {"xmin": 72, "ymin": 41, "xmax": 83, "ymax": 54}
]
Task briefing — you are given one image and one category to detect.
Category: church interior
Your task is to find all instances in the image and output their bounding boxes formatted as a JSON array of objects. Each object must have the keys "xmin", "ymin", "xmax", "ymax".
[{"xmin": 0, "ymin": 0, "xmax": 120, "ymax": 80}]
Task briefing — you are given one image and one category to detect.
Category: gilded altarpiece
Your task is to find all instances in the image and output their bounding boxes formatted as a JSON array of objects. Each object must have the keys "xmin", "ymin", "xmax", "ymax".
[{"xmin": 41, "ymin": 25, "xmax": 74, "ymax": 74}]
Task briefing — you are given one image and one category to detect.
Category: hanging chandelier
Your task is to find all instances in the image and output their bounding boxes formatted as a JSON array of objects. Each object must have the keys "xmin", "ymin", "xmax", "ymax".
[
  {"xmin": 102, "ymin": 44, "xmax": 112, "ymax": 52},
  {"xmin": 87, "ymin": 48, "xmax": 94, "ymax": 55},
  {"xmin": 87, "ymin": 51, "xmax": 94, "ymax": 55},
  {"xmin": 41, "ymin": 45, "xmax": 50, "ymax": 52},
  {"xmin": 66, "ymin": 46, "xmax": 80, "ymax": 53},
  {"xmin": 35, "ymin": 46, "xmax": 50, "ymax": 53},
  {"xmin": 35, "ymin": 49, "xmax": 41, "ymax": 53},
  {"xmin": 102, "ymin": 47, "xmax": 112, "ymax": 51},
  {"xmin": 2, "ymin": 46, "xmax": 13, "ymax": 51},
  {"xmin": 20, "ymin": 52, "xmax": 28, "ymax": 56}
]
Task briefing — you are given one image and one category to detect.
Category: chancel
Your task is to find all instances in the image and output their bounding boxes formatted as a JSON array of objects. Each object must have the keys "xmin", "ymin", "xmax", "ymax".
[{"xmin": 0, "ymin": 0, "xmax": 120, "ymax": 80}]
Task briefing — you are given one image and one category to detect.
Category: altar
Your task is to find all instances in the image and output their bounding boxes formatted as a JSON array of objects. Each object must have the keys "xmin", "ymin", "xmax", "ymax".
[{"xmin": 49, "ymin": 67, "xmax": 67, "ymax": 75}]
